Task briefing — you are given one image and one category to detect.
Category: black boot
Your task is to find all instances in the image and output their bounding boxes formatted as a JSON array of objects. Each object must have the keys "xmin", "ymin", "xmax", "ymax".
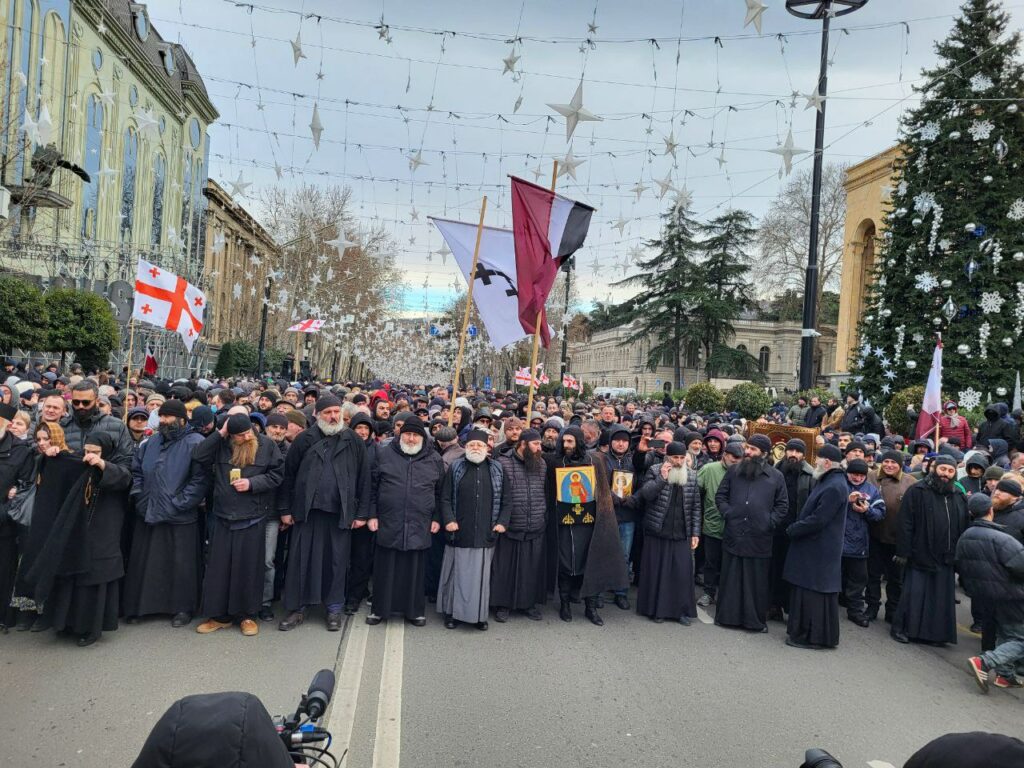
[
  {"xmin": 559, "ymin": 598, "xmax": 572, "ymax": 622},
  {"xmin": 863, "ymin": 605, "xmax": 879, "ymax": 622},
  {"xmin": 584, "ymin": 598, "xmax": 604, "ymax": 627}
]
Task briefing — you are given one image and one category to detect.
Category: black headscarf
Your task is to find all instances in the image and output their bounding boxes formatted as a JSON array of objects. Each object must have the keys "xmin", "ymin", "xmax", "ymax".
[{"xmin": 557, "ymin": 425, "xmax": 590, "ymax": 464}]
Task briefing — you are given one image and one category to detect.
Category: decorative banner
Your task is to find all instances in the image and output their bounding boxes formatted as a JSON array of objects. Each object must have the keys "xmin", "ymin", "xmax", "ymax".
[{"xmin": 555, "ymin": 465, "xmax": 596, "ymax": 525}]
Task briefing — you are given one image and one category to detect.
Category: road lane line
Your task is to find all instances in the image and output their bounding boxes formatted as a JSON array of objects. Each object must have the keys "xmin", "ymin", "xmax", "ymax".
[
  {"xmin": 327, "ymin": 617, "xmax": 370, "ymax": 762},
  {"xmin": 696, "ymin": 606, "xmax": 714, "ymax": 625},
  {"xmin": 372, "ymin": 620, "xmax": 405, "ymax": 768}
]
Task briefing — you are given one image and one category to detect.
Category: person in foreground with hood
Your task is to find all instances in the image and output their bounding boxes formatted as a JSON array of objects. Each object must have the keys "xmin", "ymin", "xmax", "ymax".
[
  {"xmin": 131, "ymin": 691, "xmax": 293, "ymax": 768},
  {"xmin": 545, "ymin": 425, "xmax": 628, "ymax": 625},
  {"xmin": 890, "ymin": 455, "xmax": 969, "ymax": 646}
]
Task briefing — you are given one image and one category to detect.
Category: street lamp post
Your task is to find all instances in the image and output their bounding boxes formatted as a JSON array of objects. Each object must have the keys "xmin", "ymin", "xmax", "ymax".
[{"xmin": 786, "ymin": 0, "xmax": 867, "ymax": 390}]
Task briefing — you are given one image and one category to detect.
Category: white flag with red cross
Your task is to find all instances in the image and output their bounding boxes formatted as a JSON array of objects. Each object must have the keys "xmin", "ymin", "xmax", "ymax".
[
  {"xmin": 132, "ymin": 259, "xmax": 206, "ymax": 352},
  {"xmin": 288, "ymin": 318, "xmax": 325, "ymax": 333}
]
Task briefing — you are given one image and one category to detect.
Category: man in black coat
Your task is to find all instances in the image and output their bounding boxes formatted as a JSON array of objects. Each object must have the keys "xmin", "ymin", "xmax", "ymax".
[
  {"xmin": 770, "ymin": 438, "xmax": 815, "ymax": 621},
  {"xmin": 957, "ymin": 492, "xmax": 1024, "ymax": 691},
  {"xmin": 782, "ymin": 444, "xmax": 848, "ymax": 649},
  {"xmin": 0, "ymin": 403, "xmax": 36, "ymax": 629},
  {"xmin": 839, "ymin": 392, "xmax": 882, "ymax": 435},
  {"xmin": 977, "ymin": 403, "xmax": 1019, "ymax": 448},
  {"xmin": 492, "ymin": 429, "xmax": 548, "ymax": 622},
  {"xmin": 194, "ymin": 414, "xmax": 284, "ymax": 637},
  {"xmin": 714, "ymin": 434, "xmax": 789, "ymax": 632},
  {"xmin": 366, "ymin": 417, "xmax": 444, "ymax": 626},
  {"xmin": 277, "ymin": 395, "xmax": 371, "ymax": 632},
  {"xmin": 890, "ymin": 455, "xmax": 969, "ymax": 645}
]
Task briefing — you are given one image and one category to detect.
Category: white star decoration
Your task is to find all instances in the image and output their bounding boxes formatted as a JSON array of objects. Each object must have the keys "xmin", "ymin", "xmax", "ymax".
[
  {"xmin": 803, "ymin": 88, "xmax": 826, "ymax": 113},
  {"xmin": 767, "ymin": 128, "xmax": 809, "ymax": 176},
  {"xmin": 309, "ymin": 102, "xmax": 323, "ymax": 149},
  {"xmin": 291, "ymin": 31, "xmax": 306, "ymax": 66},
  {"xmin": 557, "ymin": 147, "xmax": 585, "ymax": 180},
  {"xmin": 229, "ymin": 172, "xmax": 251, "ymax": 198},
  {"xmin": 663, "ymin": 131, "xmax": 679, "ymax": 158},
  {"xmin": 502, "ymin": 50, "xmax": 520, "ymax": 75},
  {"xmin": 408, "ymin": 150, "xmax": 428, "ymax": 172},
  {"xmin": 654, "ymin": 172, "xmax": 676, "ymax": 199},
  {"xmin": 547, "ymin": 81, "xmax": 603, "ymax": 142},
  {"xmin": 744, "ymin": 0, "xmax": 768, "ymax": 34}
]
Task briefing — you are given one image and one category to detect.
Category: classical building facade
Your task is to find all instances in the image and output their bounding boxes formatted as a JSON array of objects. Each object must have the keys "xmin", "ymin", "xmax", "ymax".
[
  {"xmin": 568, "ymin": 318, "xmax": 838, "ymax": 394},
  {"xmin": 0, "ymin": 0, "xmax": 218, "ymax": 374},
  {"xmin": 834, "ymin": 146, "xmax": 900, "ymax": 372}
]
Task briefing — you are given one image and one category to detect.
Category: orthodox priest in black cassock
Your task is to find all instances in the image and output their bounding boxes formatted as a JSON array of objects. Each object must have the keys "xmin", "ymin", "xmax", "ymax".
[
  {"xmin": 890, "ymin": 456, "xmax": 969, "ymax": 645},
  {"xmin": 0, "ymin": 409, "xmax": 36, "ymax": 629},
  {"xmin": 28, "ymin": 434, "xmax": 132, "ymax": 647},
  {"xmin": 545, "ymin": 426, "xmax": 629, "ymax": 626},
  {"xmin": 782, "ymin": 445, "xmax": 847, "ymax": 650},
  {"xmin": 491, "ymin": 430, "xmax": 548, "ymax": 621},
  {"xmin": 366, "ymin": 418, "xmax": 444, "ymax": 626},
  {"xmin": 713, "ymin": 434, "xmax": 789, "ymax": 632},
  {"xmin": 278, "ymin": 396, "xmax": 370, "ymax": 632},
  {"xmin": 636, "ymin": 443, "xmax": 701, "ymax": 623}
]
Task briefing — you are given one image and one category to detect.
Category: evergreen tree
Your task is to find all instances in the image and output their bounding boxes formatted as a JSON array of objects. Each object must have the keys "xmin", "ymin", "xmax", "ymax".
[
  {"xmin": 854, "ymin": 0, "xmax": 1024, "ymax": 410},
  {"xmin": 610, "ymin": 203, "xmax": 703, "ymax": 389},
  {"xmin": 696, "ymin": 210, "xmax": 758, "ymax": 379}
]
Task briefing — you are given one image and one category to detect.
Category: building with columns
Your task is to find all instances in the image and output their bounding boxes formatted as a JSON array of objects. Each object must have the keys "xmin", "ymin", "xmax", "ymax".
[
  {"xmin": 834, "ymin": 147, "xmax": 900, "ymax": 373},
  {"xmin": 568, "ymin": 317, "xmax": 838, "ymax": 395}
]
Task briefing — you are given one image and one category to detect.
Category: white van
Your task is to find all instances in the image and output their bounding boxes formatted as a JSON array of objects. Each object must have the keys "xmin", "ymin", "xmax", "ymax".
[{"xmin": 593, "ymin": 387, "xmax": 637, "ymax": 399}]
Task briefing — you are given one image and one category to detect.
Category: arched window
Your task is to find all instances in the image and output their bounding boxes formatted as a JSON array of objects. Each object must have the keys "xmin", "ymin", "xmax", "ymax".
[
  {"xmin": 736, "ymin": 343, "xmax": 747, "ymax": 353},
  {"xmin": 120, "ymin": 126, "xmax": 138, "ymax": 242},
  {"xmin": 759, "ymin": 345, "xmax": 771, "ymax": 373},
  {"xmin": 151, "ymin": 153, "xmax": 166, "ymax": 247},
  {"xmin": 80, "ymin": 94, "xmax": 104, "ymax": 240}
]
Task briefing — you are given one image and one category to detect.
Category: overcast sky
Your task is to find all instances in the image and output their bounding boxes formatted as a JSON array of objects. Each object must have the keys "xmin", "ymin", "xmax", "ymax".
[{"xmin": 147, "ymin": 0, "xmax": 1022, "ymax": 312}]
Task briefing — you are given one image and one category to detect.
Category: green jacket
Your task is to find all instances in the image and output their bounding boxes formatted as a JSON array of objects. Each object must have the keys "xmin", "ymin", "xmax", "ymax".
[{"xmin": 697, "ymin": 459, "xmax": 728, "ymax": 539}]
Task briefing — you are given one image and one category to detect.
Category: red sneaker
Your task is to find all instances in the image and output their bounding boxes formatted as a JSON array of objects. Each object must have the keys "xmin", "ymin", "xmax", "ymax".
[
  {"xmin": 967, "ymin": 657, "xmax": 990, "ymax": 693},
  {"xmin": 993, "ymin": 674, "xmax": 1023, "ymax": 689}
]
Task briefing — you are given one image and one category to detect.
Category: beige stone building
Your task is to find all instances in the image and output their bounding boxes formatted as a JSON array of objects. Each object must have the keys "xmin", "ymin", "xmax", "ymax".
[
  {"xmin": 568, "ymin": 318, "xmax": 838, "ymax": 395},
  {"xmin": 202, "ymin": 179, "xmax": 280, "ymax": 347},
  {"xmin": 834, "ymin": 146, "xmax": 900, "ymax": 372}
]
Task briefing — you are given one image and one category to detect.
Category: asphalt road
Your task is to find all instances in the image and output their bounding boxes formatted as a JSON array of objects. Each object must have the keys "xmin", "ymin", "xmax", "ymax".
[{"xmin": 1, "ymin": 592, "xmax": 1020, "ymax": 768}]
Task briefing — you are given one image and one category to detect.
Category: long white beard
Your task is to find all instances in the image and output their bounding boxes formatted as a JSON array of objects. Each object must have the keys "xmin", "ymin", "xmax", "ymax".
[
  {"xmin": 466, "ymin": 448, "xmax": 488, "ymax": 464},
  {"xmin": 813, "ymin": 464, "xmax": 828, "ymax": 480},
  {"xmin": 399, "ymin": 440, "xmax": 421, "ymax": 456},
  {"xmin": 318, "ymin": 418, "xmax": 346, "ymax": 436},
  {"xmin": 667, "ymin": 465, "xmax": 689, "ymax": 486}
]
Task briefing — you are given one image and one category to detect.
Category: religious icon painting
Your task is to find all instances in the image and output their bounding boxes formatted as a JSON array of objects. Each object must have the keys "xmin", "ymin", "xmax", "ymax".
[
  {"xmin": 555, "ymin": 465, "xmax": 597, "ymax": 525},
  {"xmin": 611, "ymin": 469, "xmax": 634, "ymax": 499}
]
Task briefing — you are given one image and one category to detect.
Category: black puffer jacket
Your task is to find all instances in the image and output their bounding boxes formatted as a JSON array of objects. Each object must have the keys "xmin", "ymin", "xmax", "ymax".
[
  {"xmin": 955, "ymin": 519, "xmax": 1024, "ymax": 624},
  {"xmin": 498, "ymin": 448, "xmax": 546, "ymax": 539},
  {"xmin": 61, "ymin": 410, "xmax": 135, "ymax": 470},
  {"xmin": 639, "ymin": 462, "xmax": 701, "ymax": 540},
  {"xmin": 994, "ymin": 500, "xmax": 1024, "ymax": 544}
]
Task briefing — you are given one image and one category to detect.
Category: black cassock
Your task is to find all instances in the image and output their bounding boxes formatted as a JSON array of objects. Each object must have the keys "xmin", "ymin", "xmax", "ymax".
[{"xmin": 122, "ymin": 519, "xmax": 202, "ymax": 617}]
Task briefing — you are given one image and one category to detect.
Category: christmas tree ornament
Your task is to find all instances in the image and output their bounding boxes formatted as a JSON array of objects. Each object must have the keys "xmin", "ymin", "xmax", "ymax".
[
  {"xmin": 980, "ymin": 291, "xmax": 1005, "ymax": 314},
  {"xmin": 864, "ymin": 315, "xmax": 874, "ymax": 324},
  {"xmin": 972, "ymin": 225, "xmax": 986, "ymax": 237},
  {"xmin": 969, "ymin": 119, "xmax": 995, "ymax": 141},
  {"xmin": 912, "ymin": 218, "xmax": 923, "ymax": 227},
  {"xmin": 994, "ymin": 137, "xmax": 1009, "ymax": 163},
  {"xmin": 1008, "ymin": 104, "xmax": 1019, "ymax": 114},
  {"xmin": 958, "ymin": 388, "xmax": 982, "ymax": 411},
  {"xmin": 949, "ymin": 131, "xmax": 962, "ymax": 140},
  {"xmin": 964, "ymin": 222, "xmax": 977, "ymax": 232},
  {"xmin": 915, "ymin": 272, "xmax": 939, "ymax": 293},
  {"xmin": 1003, "ymin": 337, "xmax": 1014, "ymax": 346},
  {"xmin": 956, "ymin": 344, "xmax": 970, "ymax": 355},
  {"xmin": 996, "ymin": 387, "xmax": 1008, "ymax": 397},
  {"xmin": 965, "ymin": 257, "xmax": 979, "ymax": 280},
  {"xmin": 906, "ymin": 360, "xmax": 918, "ymax": 370},
  {"xmin": 942, "ymin": 296, "xmax": 958, "ymax": 321},
  {"xmin": 880, "ymin": 308, "xmax": 892, "ymax": 318},
  {"xmin": 894, "ymin": 207, "xmax": 908, "ymax": 218},
  {"xmin": 1014, "ymin": 252, "xmax": 1024, "ymax": 261},
  {"xmin": 932, "ymin": 317, "xmax": 943, "ymax": 327},
  {"xmin": 547, "ymin": 81, "xmax": 603, "ymax": 142},
  {"xmin": 983, "ymin": 175, "xmax": 994, "ymax": 184},
  {"xmin": 940, "ymin": 279, "xmax": 953, "ymax": 288},
  {"xmin": 1007, "ymin": 199, "xmax": 1024, "ymax": 221}
]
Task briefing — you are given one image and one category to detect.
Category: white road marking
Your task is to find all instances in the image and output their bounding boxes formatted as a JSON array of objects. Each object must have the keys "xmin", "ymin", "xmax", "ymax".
[
  {"xmin": 696, "ymin": 606, "xmax": 714, "ymax": 625},
  {"xmin": 327, "ymin": 618, "xmax": 370, "ymax": 761},
  {"xmin": 372, "ymin": 620, "xmax": 405, "ymax": 768}
]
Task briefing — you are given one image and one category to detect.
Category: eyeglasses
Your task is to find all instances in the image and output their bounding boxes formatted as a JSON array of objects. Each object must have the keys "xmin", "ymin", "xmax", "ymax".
[{"xmin": 71, "ymin": 399, "xmax": 95, "ymax": 407}]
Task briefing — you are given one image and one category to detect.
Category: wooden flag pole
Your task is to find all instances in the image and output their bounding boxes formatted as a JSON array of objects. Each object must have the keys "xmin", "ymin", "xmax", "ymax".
[
  {"xmin": 525, "ymin": 160, "xmax": 559, "ymax": 418},
  {"xmin": 448, "ymin": 195, "xmax": 489, "ymax": 427},
  {"xmin": 123, "ymin": 318, "xmax": 136, "ymax": 424}
]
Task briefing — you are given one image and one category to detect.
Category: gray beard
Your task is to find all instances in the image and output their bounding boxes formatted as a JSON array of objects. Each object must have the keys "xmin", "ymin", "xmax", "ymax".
[
  {"xmin": 813, "ymin": 464, "xmax": 829, "ymax": 480},
  {"xmin": 667, "ymin": 465, "xmax": 689, "ymax": 486},
  {"xmin": 399, "ymin": 441, "xmax": 421, "ymax": 456},
  {"xmin": 318, "ymin": 418, "xmax": 346, "ymax": 436},
  {"xmin": 466, "ymin": 449, "xmax": 487, "ymax": 464}
]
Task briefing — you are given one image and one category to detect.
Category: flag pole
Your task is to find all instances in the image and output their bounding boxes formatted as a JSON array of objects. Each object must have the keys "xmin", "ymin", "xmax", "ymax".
[
  {"xmin": 932, "ymin": 332, "xmax": 942, "ymax": 446},
  {"xmin": 123, "ymin": 318, "xmax": 136, "ymax": 424},
  {"xmin": 448, "ymin": 195, "xmax": 489, "ymax": 427},
  {"xmin": 525, "ymin": 160, "xmax": 559, "ymax": 419}
]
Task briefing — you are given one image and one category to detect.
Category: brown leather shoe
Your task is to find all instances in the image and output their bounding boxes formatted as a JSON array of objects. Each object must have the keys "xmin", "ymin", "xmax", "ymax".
[
  {"xmin": 196, "ymin": 619, "xmax": 232, "ymax": 634},
  {"xmin": 240, "ymin": 619, "xmax": 259, "ymax": 637}
]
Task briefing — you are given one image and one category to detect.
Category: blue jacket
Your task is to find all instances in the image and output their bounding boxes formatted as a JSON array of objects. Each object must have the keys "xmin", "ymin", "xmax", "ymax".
[
  {"xmin": 783, "ymin": 467, "xmax": 848, "ymax": 593},
  {"xmin": 131, "ymin": 428, "xmax": 209, "ymax": 525},
  {"xmin": 842, "ymin": 478, "xmax": 885, "ymax": 558}
]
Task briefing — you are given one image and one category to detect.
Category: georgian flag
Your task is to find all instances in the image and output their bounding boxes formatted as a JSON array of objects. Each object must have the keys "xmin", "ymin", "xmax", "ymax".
[
  {"xmin": 132, "ymin": 259, "xmax": 206, "ymax": 352},
  {"xmin": 510, "ymin": 176, "xmax": 594, "ymax": 348},
  {"xmin": 288, "ymin": 318, "xmax": 325, "ymax": 333}
]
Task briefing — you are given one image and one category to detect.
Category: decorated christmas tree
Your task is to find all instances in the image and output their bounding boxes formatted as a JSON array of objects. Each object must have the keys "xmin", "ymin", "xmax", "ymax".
[{"xmin": 854, "ymin": 0, "xmax": 1024, "ymax": 412}]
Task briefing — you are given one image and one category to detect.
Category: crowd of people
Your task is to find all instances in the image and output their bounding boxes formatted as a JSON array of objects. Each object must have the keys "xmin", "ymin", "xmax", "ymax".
[{"xmin": 1, "ymin": 359, "xmax": 1022, "ymax": 695}]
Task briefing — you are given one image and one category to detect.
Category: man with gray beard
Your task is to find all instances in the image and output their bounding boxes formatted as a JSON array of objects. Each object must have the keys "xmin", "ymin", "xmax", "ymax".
[{"xmin": 278, "ymin": 395, "xmax": 371, "ymax": 633}]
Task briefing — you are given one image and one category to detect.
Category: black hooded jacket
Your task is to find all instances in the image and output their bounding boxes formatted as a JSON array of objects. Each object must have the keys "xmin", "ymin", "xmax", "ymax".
[
  {"xmin": 131, "ymin": 692, "xmax": 293, "ymax": 768},
  {"xmin": 977, "ymin": 403, "xmax": 1018, "ymax": 447}
]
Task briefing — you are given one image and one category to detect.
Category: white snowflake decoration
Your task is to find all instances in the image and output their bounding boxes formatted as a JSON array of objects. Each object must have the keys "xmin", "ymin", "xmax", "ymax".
[
  {"xmin": 958, "ymin": 388, "xmax": 982, "ymax": 411},
  {"xmin": 970, "ymin": 74, "xmax": 993, "ymax": 92},
  {"xmin": 979, "ymin": 321, "xmax": 991, "ymax": 360},
  {"xmin": 980, "ymin": 291, "xmax": 1005, "ymax": 314},
  {"xmin": 938, "ymin": 238, "xmax": 952, "ymax": 252},
  {"xmin": 969, "ymin": 119, "xmax": 995, "ymax": 141},
  {"xmin": 897, "ymin": 181, "xmax": 909, "ymax": 196},
  {"xmin": 1008, "ymin": 199, "xmax": 1024, "ymax": 221},
  {"xmin": 913, "ymin": 192, "xmax": 937, "ymax": 213},
  {"xmin": 918, "ymin": 122, "xmax": 941, "ymax": 141},
  {"xmin": 915, "ymin": 272, "xmax": 939, "ymax": 293},
  {"xmin": 912, "ymin": 332, "xmax": 925, "ymax": 344}
]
